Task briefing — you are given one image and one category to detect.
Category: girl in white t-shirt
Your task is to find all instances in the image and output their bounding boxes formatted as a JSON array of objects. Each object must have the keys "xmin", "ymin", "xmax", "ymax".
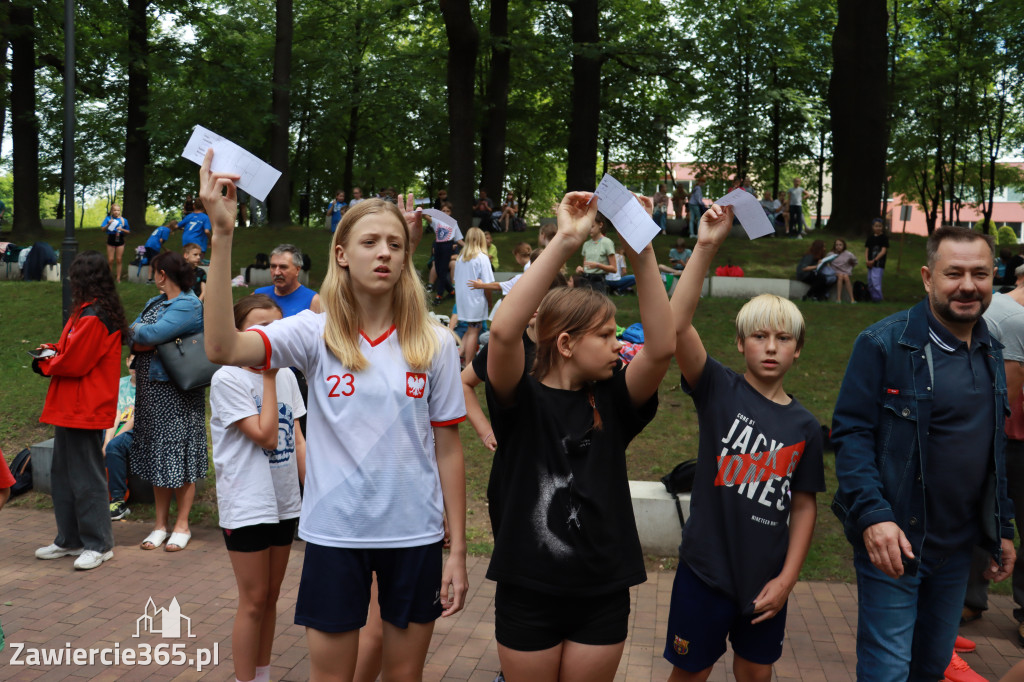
[
  {"xmin": 199, "ymin": 152, "xmax": 468, "ymax": 682},
  {"xmin": 453, "ymin": 227, "xmax": 494, "ymax": 365},
  {"xmin": 210, "ymin": 294, "xmax": 306, "ymax": 682},
  {"xmin": 486, "ymin": 196, "xmax": 675, "ymax": 681}
]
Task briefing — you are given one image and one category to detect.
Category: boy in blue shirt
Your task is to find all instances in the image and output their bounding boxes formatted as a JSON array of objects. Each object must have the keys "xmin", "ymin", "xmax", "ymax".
[{"xmin": 664, "ymin": 202, "xmax": 824, "ymax": 681}]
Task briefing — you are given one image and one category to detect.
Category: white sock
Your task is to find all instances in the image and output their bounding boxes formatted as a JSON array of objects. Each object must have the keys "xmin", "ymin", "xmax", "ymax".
[{"xmin": 255, "ymin": 665, "xmax": 271, "ymax": 682}]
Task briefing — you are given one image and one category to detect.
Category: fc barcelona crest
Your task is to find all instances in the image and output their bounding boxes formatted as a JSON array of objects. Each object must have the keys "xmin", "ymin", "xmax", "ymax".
[{"xmin": 673, "ymin": 635, "xmax": 689, "ymax": 655}]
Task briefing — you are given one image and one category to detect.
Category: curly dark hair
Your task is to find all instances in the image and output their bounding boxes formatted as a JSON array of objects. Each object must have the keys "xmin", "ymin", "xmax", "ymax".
[{"xmin": 69, "ymin": 251, "xmax": 129, "ymax": 343}]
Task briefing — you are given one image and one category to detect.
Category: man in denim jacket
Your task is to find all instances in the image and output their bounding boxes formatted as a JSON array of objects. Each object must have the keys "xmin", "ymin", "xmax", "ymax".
[{"xmin": 832, "ymin": 226, "xmax": 1015, "ymax": 682}]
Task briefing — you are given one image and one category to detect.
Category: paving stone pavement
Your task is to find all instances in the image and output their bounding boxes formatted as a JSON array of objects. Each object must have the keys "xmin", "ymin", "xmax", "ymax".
[{"xmin": 1, "ymin": 506, "xmax": 1022, "ymax": 681}]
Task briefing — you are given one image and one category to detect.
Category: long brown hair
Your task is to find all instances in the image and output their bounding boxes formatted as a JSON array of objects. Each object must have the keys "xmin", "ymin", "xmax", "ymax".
[
  {"xmin": 320, "ymin": 198, "xmax": 439, "ymax": 371},
  {"xmin": 532, "ymin": 287, "xmax": 617, "ymax": 429}
]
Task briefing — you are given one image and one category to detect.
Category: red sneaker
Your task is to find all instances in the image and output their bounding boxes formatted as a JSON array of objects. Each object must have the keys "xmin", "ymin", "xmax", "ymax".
[
  {"xmin": 944, "ymin": 652, "xmax": 988, "ymax": 682},
  {"xmin": 954, "ymin": 635, "xmax": 977, "ymax": 653}
]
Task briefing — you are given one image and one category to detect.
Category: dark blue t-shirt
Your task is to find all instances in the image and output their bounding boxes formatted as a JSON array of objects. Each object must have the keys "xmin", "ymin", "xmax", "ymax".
[
  {"xmin": 923, "ymin": 305, "xmax": 994, "ymax": 552},
  {"xmin": 679, "ymin": 356, "xmax": 825, "ymax": 611}
]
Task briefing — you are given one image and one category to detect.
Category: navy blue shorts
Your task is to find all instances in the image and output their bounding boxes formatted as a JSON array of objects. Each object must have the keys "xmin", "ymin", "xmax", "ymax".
[
  {"xmin": 495, "ymin": 582, "xmax": 630, "ymax": 651},
  {"xmin": 663, "ymin": 560, "xmax": 787, "ymax": 672},
  {"xmin": 294, "ymin": 541, "xmax": 443, "ymax": 633}
]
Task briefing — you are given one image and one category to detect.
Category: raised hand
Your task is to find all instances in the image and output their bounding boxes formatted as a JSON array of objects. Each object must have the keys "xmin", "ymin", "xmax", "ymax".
[
  {"xmin": 198, "ymin": 149, "xmax": 241, "ymax": 234},
  {"xmin": 399, "ymin": 192, "xmax": 424, "ymax": 252},
  {"xmin": 555, "ymin": 191, "xmax": 597, "ymax": 248},
  {"xmin": 696, "ymin": 203, "xmax": 734, "ymax": 247},
  {"xmin": 635, "ymin": 193, "xmax": 654, "ymax": 218}
]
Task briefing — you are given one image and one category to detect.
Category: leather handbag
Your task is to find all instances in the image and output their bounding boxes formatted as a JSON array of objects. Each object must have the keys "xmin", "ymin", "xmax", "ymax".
[{"xmin": 156, "ymin": 331, "xmax": 219, "ymax": 390}]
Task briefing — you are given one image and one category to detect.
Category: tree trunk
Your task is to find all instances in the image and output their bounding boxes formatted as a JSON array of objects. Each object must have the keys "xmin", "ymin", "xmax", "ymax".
[
  {"xmin": 0, "ymin": 0, "xmax": 10, "ymax": 162},
  {"xmin": 480, "ymin": 0, "xmax": 511, "ymax": 201},
  {"xmin": 441, "ymin": 0, "xmax": 479, "ymax": 229},
  {"xmin": 124, "ymin": 0, "xmax": 150, "ymax": 232},
  {"xmin": 828, "ymin": 0, "xmax": 888, "ymax": 235},
  {"xmin": 565, "ymin": 0, "xmax": 600, "ymax": 192},
  {"xmin": 267, "ymin": 0, "xmax": 292, "ymax": 227},
  {"xmin": 10, "ymin": 0, "xmax": 42, "ymax": 240}
]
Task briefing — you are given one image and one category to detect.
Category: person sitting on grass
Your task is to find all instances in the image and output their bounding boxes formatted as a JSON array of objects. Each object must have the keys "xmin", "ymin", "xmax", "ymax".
[
  {"xmin": 669, "ymin": 238, "xmax": 692, "ymax": 270},
  {"xmin": 103, "ymin": 353, "xmax": 136, "ymax": 521},
  {"xmin": 605, "ymin": 239, "xmax": 637, "ymax": 295},
  {"xmin": 829, "ymin": 238, "xmax": 858, "ymax": 304},
  {"xmin": 663, "ymin": 202, "xmax": 824, "ymax": 682}
]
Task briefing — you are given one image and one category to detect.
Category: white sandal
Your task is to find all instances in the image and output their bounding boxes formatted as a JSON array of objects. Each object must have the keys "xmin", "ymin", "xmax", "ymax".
[
  {"xmin": 164, "ymin": 531, "xmax": 191, "ymax": 552},
  {"xmin": 140, "ymin": 529, "xmax": 169, "ymax": 550}
]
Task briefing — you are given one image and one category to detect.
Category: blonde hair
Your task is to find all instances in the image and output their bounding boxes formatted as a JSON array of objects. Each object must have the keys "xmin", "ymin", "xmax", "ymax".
[
  {"xmin": 460, "ymin": 227, "xmax": 487, "ymax": 262},
  {"xmin": 735, "ymin": 294, "xmax": 806, "ymax": 350},
  {"xmin": 320, "ymin": 199, "xmax": 440, "ymax": 372}
]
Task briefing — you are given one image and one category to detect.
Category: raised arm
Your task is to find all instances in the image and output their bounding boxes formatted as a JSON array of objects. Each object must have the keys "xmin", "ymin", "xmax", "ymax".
[
  {"xmin": 669, "ymin": 204, "xmax": 733, "ymax": 389},
  {"xmin": 488, "ymin": 192, "xmax": 595, "ymax": 404},
  {"xmin": 622, "ymin": 197, "xmax": 674, "ymax": 407},
  {"xmin": 199, "ymin": 149, "xmax": 267, "ymax": 367},
  {"xmin": 233, "ymin": 370, "xmax": 282, "ymax": 450}
]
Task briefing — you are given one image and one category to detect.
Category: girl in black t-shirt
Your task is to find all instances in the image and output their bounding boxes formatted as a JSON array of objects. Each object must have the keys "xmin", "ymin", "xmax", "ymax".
[{"xmin": 485, "ymin": 192, "xmax": 675, "ymax": 681}]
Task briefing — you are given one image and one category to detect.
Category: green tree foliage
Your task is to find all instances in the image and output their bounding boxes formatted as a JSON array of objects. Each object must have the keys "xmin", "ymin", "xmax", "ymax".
[{"xmin": 888, "ymin": 0, "xmax": 1024, "ymax": 234}]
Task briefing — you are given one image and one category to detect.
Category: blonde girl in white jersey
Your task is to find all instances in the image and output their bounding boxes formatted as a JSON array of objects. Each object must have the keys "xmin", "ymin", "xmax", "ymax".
[{"xmin": 200, "ymin": 151, "xmax": 468, "ymax": 682}]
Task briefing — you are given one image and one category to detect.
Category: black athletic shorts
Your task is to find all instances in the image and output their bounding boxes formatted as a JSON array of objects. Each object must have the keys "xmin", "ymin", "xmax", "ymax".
[
  {"xmin": 494, "ymin": 582, "xmax": 631, "ymax": 651},
  {"xmin": 107, "ymin": 232, "xmax": 126, "ymax": 247},
  {"xmin": 221, "ymin": 518, "xmax": 298, "ymax": 552}
]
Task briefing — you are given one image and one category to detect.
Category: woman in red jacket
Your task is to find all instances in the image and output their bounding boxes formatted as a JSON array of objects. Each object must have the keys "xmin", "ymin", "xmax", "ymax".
[{"xmin": 32, "ymin": 251, "xmax": 128, "ymax": 571}]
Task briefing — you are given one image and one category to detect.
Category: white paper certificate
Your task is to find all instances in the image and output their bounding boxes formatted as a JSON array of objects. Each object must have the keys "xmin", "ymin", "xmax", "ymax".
[{"xmin": 180, "ymin": 125, "xmax": 282, "ymax": 202}]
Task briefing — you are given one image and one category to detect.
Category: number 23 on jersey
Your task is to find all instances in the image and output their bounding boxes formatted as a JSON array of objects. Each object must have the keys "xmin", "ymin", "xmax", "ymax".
[{"xmin": 326, "ymin": 374, "xmax": 355, "ymax": 397}]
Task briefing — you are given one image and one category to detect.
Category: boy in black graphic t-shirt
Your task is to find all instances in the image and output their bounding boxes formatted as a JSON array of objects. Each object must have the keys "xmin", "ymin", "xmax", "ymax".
[{"xmin": 664, "ymin": 202, "xmax": 825, "ymax": 680}]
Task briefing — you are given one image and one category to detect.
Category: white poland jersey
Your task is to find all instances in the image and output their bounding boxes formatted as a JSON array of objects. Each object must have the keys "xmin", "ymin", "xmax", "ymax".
[{"xmin": 253, "ymin": 311, "xmax": 466, "ymax": 549}]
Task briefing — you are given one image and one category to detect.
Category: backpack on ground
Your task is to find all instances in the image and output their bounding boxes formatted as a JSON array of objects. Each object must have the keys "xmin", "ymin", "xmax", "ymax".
[
  {"xmin": 621, "ymin": 322, "xmax": 644, "ymax": 344},
  {"xmin": 245, "ymin": 253, "xmax": 271, "ymax": 285},
  {"xmin": 853, "ymin": 280, "xmax": 870, "ymax": 302},
  {"xmin": 660, "ymin": 458, "xmax": 697, "ymax": 529},
  {"xmin": 9, "ymin": 448, "xmax": 32, "ymax": 497}
]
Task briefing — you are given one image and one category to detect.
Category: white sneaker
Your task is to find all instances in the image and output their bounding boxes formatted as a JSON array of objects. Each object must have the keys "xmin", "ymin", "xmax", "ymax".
[
  {"xmin": 73, "ymin": 549, "xmax": 113, "ymax": 570},
  {"xmin": 35, "ymin": 544, "xmax": 83, "ymax": 560}
]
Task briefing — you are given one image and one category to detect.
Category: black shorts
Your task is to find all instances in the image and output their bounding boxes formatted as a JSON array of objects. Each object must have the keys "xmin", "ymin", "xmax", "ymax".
[
  {"xmin": 494, "ymin": 582, "xmax": 631, "ymax": 651},
  {"xmin": 144, "ymin": 246, "xmax": 160, "ymax": 262},
  {"xmin": 222, "ymin": 518, "xmax": 298, "ymax": 552},
  {"xmin": 107, "ymin": 232, "xmax": 126, "ymax": 247},
  {"xmin": 295, "ymin": 541, "xmax": 443, "ymax": 632}
]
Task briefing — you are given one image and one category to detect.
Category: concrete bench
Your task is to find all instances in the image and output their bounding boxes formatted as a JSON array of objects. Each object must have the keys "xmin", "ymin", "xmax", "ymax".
[
  {"xmin": 629, "ymin": 480, "xmax": 689, "ymax": 556},
  {"xmin": 239, "ymin": 267, "xmax": 310, "ymax": 288},
  {"xmin": 126, "ymin": 263, "xmax": 215, "ymax": 285},
  {"xmin": 0, "ymin": 263, "xmax": 60, "ymax": 282}
]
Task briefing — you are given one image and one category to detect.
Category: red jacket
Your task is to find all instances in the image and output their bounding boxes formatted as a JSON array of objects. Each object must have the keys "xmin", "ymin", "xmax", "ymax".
[{"xmin": 38, "ymin": 302, "xmax": 123, "ymax": 430}]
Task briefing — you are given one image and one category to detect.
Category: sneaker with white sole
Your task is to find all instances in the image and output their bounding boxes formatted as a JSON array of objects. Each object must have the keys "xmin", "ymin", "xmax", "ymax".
[
  {"xmin": 73, "ymin": 549, "xmax": 113, "ymax": 570},
  {"xmin": 35, "ymin": 544, "xmax": 84, "ymax": 560},
  {"xmin": 110, "ymin": 501, "xmax": 131, "ymax": 520}
]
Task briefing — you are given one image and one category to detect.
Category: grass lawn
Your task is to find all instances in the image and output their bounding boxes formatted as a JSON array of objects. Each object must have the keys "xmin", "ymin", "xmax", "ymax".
[{"xmin": 4, "ymin": 221, "xmax": 1004, "ymax": 589}]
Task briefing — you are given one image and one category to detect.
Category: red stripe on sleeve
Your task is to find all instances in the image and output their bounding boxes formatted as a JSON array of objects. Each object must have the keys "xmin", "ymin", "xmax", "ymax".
[
  {"xmin": 248, "ymin": 327, "xmax": 272, "ymax": 371},
  {"xmin": 431, "ymin": 416, "xmax": 467, "ymax": 428}
]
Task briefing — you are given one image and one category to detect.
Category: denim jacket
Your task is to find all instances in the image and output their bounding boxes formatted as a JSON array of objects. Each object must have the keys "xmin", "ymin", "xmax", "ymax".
[
  {"xmin": 130, "ymin": 292, "xmax": 204, "ymax": 383},
  {"xmin": 831, "ymin": 299, "xmax": 1013, "ymax": 573}
]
